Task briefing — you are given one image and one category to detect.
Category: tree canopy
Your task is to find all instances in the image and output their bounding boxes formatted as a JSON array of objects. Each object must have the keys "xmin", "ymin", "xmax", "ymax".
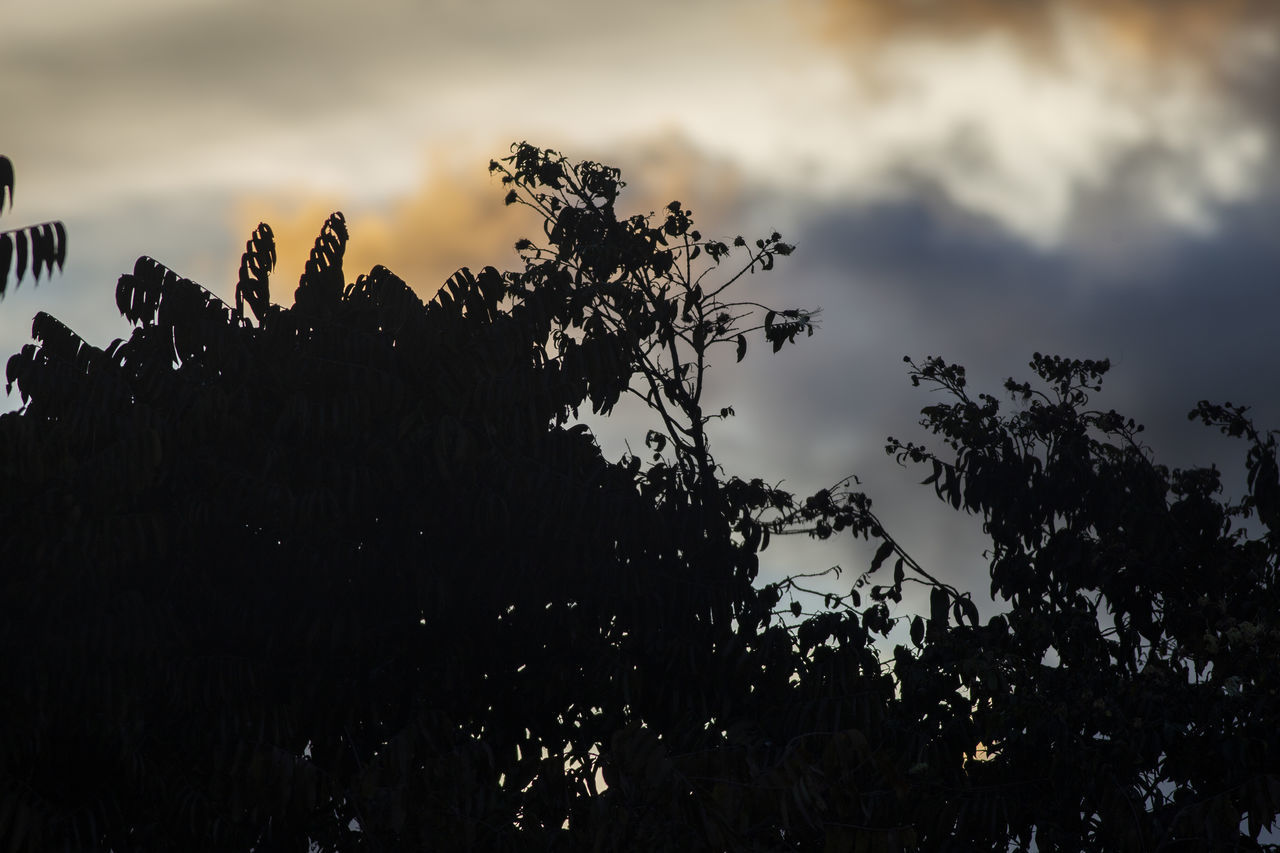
[{"xmin": 1, "ymin": 143, "xmax": 1277, "ymax": 851}]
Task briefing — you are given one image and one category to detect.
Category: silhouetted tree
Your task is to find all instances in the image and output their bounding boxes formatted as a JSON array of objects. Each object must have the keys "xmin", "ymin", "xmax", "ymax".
[
  {"xmin": 1, "ymin": 143, "xmax": 900, "ymax": 852},
  {"xmin": 880, "ymin": 355, "xmax": 1280, "ymax": 850},
  {"xmin": 1, "ymin": 144, "xmax": 1276, "ymax": 852},
  {"xmin": 0, "ymin": 155, "xmax": 68, "ymax": 296}
]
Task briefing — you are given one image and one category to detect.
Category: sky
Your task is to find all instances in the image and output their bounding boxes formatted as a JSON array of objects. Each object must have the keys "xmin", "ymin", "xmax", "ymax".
[{"xmin": 4, "ymin": 0, "xmax": 1279, "ymax": 615}]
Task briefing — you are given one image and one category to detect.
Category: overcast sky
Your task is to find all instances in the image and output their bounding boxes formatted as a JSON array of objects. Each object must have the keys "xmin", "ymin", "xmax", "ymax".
[{"xmin": 4, "ymin": 0, "xmax": 1279, "ymax": 612}]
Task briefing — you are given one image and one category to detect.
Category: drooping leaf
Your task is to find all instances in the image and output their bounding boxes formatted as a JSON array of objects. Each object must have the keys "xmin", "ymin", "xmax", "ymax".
[
  {"xmin": 869, "ymin": 539, "xmax": 894, "ymax": 574},
  {"xmin": 33, "ymin": 222, "xmax": 56, "ymax": 280},
  {"xmin": 13, "ymin": 228, "xmax": 27, "ymax": 283},
  {"xmin": 53, "ymin": 221, "xmax": 67, "ymax": 270},
  {"xmin": 929, "ymin": 587, "xmax": 949, "ymax": 638},
  {"xmin": 0, "ymin": 232, "xmax": 11, "ymax": 296},
  {"xmin": 0, "ymin": 155, "xmax": 12, "ymax": 213}
]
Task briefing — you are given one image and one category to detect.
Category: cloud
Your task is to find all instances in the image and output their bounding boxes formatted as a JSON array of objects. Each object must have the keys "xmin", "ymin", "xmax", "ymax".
[
  {"xmin": 234, "ymin": 133, "xmax": 756, "ymax": 303},
  {"xmin": 774, "ymin": 0, "xmax": 1280, "ymax": 249},
  {"xmin": 799, "ymin": 0, "xmax": 1279, "ymax": 72},
  {"xmin": 0, "ymin": 0, "xmax": 762, "ymax": 216},
  {"xmin": 13, "ymin": 0, "xmax": 1271, "ymax": 259}
]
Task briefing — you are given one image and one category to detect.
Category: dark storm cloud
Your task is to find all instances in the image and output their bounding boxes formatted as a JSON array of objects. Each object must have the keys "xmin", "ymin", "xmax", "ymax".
[
  {"xmin": 712, "ymin": 168, "xmax": 1280, "ymax": 602},
  {"xmin": 798, "ymin": 177, "xmax": 1280, "ymax": 475}
]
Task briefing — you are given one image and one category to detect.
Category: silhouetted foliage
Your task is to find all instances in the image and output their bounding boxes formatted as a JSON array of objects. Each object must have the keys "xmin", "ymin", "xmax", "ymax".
[
  {"xmin": 883, "ymin": 356, "xmax": 1280, "ymax": 850},
  {"xmin": 0, "ymin": 155, "xmax": 68, "ymax": 297},
  {"xmin": 1, "ymin": 144, "xmax": 1277, "ymax": 851}
]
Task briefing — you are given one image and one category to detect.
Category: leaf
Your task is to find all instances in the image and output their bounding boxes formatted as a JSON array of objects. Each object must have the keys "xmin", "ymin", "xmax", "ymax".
[
  {"xmin": 34, "ymin": 222, "xmax": 57, "ymax": 279},
  {"xmin": 945, "ymin": 465, "xmax": 961, "ymax": 509},
  {"xmin": 910, "ymin": 615, "xmax": 925, "ymax": 648},
  {"xmin": 790, "ymin": 600, "xmax": 802, "ymax": 617},
  {"xmin": 929, "ymin": 587, "xmax": 949, "ymax": 638},
  {"xmin": 645, "ymin": 429, "xmax": 667, "ymax": 454},
  {"xmin": 0, "ymin": 155, "xmax": 11, "ymax": 213},
  {"xmin": 869, "ymin": 539, "xmax": 894, "ymax": 574},
  {"xmin": 26, "ymin": 226, "xmax": 44, "ymax": 280},
  {"xmin": 6, "ymin": 345, "xmax": 34, "ymax": 397},
  {"xmin": 0, "ymin": 232, "xmax": 10, "ymax": 296},
  {"xmin": 53, "ymin": 221, "xmax": 67, "ymax": 270},
  {"xmin": 13, "ymin": 229, "xmax": 27, "ymax": 283},
  {"xmin": 893, "ymin": 557, "xmax": 905, "ymax": 589},
  {"xmin": 735, "ymin": 333, "xmax": 746, "ymax": 363}
]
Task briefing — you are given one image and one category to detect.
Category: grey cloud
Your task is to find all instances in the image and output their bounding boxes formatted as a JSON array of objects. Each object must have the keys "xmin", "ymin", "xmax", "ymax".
[
  {"xmin": 803, "ymin": 187, "xmax": 1280, "ymax": 468},
  {"xmin": 676, "ymin": 168, "xmax": 1280, "ymax": 610}
]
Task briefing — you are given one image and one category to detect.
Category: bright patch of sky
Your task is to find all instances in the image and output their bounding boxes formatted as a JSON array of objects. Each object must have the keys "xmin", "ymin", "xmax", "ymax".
[
  {"xmin": 691, "ymin": 6, "xmax": 1273, "ymax": 247},
  {"xmin": 5, "ymin": 0, "xmax": 1274, "ymax": 247}
]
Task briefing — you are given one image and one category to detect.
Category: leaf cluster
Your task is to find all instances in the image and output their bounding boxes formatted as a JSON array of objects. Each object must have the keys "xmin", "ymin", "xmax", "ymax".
[
  {"xmin": 0, "ymin": 156, "xmax": 68, "ymax": 296},
  {"xmin": 883, "ymin": 354, "xmax": 1280, "ymax": 849}
]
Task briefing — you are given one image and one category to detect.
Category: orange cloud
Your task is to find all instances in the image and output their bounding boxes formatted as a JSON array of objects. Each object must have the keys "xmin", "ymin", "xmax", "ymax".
[
  {"xmin": 233, "ymin": 147, "xmax": 525, "ymax": 304},
  {"xmin": 233, "ymin": 134, "xmax": 752, "ymax": 307}
]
